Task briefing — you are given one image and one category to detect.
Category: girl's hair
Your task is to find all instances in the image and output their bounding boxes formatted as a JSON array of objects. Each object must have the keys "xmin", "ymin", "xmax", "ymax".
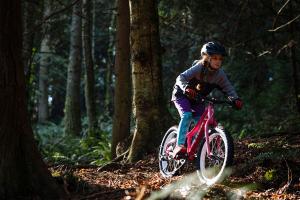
[{"xmin": 199, "ymin": 54, "xmax": 209, "ymax": 67}]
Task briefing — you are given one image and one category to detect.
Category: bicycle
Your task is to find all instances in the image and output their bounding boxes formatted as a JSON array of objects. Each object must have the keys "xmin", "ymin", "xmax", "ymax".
[{"xmin": 158, "ymin": 96, "xmax": 234, "ymax": 185}]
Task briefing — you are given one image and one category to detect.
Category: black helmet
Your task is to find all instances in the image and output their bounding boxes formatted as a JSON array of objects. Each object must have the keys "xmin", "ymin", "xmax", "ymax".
[{"xmin": 201, "ymin": 42, "xmax": 226, "ymax": 56}]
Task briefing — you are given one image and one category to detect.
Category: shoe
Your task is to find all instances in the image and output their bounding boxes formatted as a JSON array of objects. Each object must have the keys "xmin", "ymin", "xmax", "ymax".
[{"xmin": 171, "ymin": 145, "xmax": 186, "ymax": 158}]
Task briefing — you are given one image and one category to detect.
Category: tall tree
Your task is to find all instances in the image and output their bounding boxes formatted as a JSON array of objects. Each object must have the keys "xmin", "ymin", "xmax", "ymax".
[
  {"xmin": 128, "ymin": 0, "xmax": 173, "ymax": 162},
  {"xmin": 0, "ymin": 1, "xmax": 65, "ymax": 198},
  {"xmin": 38, "ymin": 0, "xmax": 52, "ymax": 123},
  {"xmin": 64, "ymin": 0, "xmax": 82, "ymax": 136},
  {"xmin": 83, "ymin": 0, "xmax": 97, "ymax": 136},
  {"xmin": 289, "ymin": 2, "xmax": 300, "ymax": 114},
  {"xmin": 22, "ymin": 0, "xmax": 36, "ymax": 84},
  {"xmin": 111, "ymin": 0, "xmax": 131, "ymax": 158},
  {"xmin": 104, "ymin": 0, "xmax": 117, "ymax": 114}
]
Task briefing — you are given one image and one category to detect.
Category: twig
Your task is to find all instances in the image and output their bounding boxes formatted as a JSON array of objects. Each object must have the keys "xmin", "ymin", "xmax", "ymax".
[
  {"xmin": 277, "ymin": 0, "xmax": 290, "ymax": 15},
  {"xmin": 269, "ymin": 14, "xmax": 300, "ymax": 32},
  {"xmin": 24, "ymin": 0, "xmax": 81, "ymax": 36},
  {"xmin": 272, "ymin": 0, "xmax": 291, "ymax": 29},
  {"xmin": 96, "ymin": 149, "xmax": 129, "ymax": 172},
  {"xmin": 277, "ymin": 156, "xmax": 292, "ymax": 194},
  {"xmin": 276, "ymin": 40, "xmax": 297, "ymax": 56},
  {"xmin": 113, "ymin": 149, "xmax": 130, "ymax": 162},
  {"xmin": 135, "ymin": 186, "xmax": 147, "ymax": 200}
]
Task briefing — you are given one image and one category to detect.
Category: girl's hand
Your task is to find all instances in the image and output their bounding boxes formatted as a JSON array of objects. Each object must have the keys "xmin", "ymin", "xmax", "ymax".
[
  {"xmin": 234, "ymin": 99, "xmax": 243, "ymax": 110},
  {"xmin": 185, "ymin": 88, "xmax": 197, "ymax": 99}
]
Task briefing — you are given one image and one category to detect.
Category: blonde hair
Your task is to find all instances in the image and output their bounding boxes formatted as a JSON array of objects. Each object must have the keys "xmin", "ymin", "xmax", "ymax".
[{"xmin": 199, "ymin": 54, "xmax": 209, "ymax": 67}]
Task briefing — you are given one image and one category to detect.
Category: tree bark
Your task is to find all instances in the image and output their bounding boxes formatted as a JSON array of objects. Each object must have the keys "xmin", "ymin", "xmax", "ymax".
[
  {"xmin": 128, "ymin": 0, "xmax": 173, "ymax": 162},
  {"xmin": 0, "ymin": 1, "xmax": 65, "ymax": 199},
  {"xmin": 289, "ymin": 3, "xmax": 300, "ymax": 114},
  {"xmin": 83, "ymin": 0, "xmax": 97, "ymax": 136},
  {"xmin": 22, "ymin": 0, "xmax": 35, "ymax": 84},
  {"xmin": 104, "ymin": 0, "xmax": 117, "ymax": 115},
  {"xmin": 291, "ymin": 43, "xmax": 300, "ymax": 113},
  {"xmin": 38, "ymin": 0, "xmax": 52, "ymax": 123},
  {"xmin": 111, "ymin": 0, "xmax": 131, "ymax": 159},
  {"xmin": 64, "ymin": 0, "xmax": 82, "ymax": 136}
]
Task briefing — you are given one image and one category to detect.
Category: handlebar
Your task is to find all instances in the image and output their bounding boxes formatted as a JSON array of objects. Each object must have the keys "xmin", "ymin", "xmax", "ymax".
[{"xmin": 196, "ymin": 95, "xmax": 234, "ymax": 106}]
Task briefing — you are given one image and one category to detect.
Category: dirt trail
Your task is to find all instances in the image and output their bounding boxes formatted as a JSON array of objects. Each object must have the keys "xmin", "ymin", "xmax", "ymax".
[{"xmin": 51, "ymin": 133, "xmax": 300, "ymax": 200}]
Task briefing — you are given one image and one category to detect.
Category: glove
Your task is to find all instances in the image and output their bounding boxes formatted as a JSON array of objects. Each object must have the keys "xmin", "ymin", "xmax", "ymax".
[
  {"xmin": 185, "ymin": 88, "xmax": 197, "ymax": 99},
  {"xmin": 234, "ymin": 99, "xmax": 243, "ymax": 110}
]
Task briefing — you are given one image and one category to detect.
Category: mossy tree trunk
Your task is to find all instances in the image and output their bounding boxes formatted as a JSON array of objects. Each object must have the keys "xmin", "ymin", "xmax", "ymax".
[
  {"xmin": 38, "ymin": 0, "xmax": 52, "ymax": 123},
  {"xmin": 83, "ymin": 0, "xmax": 97, "ymax": 136},
  {"xmin": 64, "ymin": 0, "xmax": 82, "ymax": 136},
  {"xmin": 111, "ymin": 0, "xmax": 131, "ymax": 158},
  {"xmin": 0, "ymin": 1, "xmax": 66, "ymax": 199},
  {"xmin": 128, "ymin": 0, "xmax": 173, "ymax": 162}
]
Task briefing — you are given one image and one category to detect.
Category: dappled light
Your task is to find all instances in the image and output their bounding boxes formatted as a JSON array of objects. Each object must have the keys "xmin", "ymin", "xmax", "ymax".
[{"xmin": 1, "ymin": 0, "xmax": 300, "ymax": 199}]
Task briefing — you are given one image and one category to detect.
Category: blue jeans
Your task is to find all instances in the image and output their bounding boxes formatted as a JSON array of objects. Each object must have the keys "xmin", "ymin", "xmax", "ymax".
[{"xmin": 174, "ymin": 97, "xmax": 205, "ymax": 145}]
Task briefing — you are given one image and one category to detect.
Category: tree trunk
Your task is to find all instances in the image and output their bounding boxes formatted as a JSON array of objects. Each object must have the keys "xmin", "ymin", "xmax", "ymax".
[
  {"xmin": 64, "ymin": 0, "xmax": 82, "ymax": 136},
  {"xmin": 111, "ymin": 0, "xmax": 131, "ymax": 158},
  {"xmin": 92, "ymin": 0, "xmax": 96, "ymax": 60},
  {"xmin": 0, "ymin": 1, "xmax": 65, "ymax": 199},
  {"xmin": 50, "ymin": 79, "xmax": 65, "ymax": 121},
  {"xmin": 38, "ymin": 0, "xmax": 52, "ymax": 123},
  {"xmin": 22, "ymin": 0, "xmax": 37, "ymax": 122},
  {"xmin": 22, "ymin": 0, "xmax": 35, "ymax": 84},
  {"xmin": 289, "ymin": 4, "xmax": 300, "ymax": 114},
  {"xmin": 83, "ymin": 0, "xmax": 97, "ymax": 136},
  {"xmin": 104, "ymin": 0, "xmax": 117, "ymax": 114},
  {"xmin": 128, "ymin": 0, "xmax": 173, "ymax": 162},
  {"xmin": 291, "ymin": 43, "xmax": 300, "ymax": 113}
]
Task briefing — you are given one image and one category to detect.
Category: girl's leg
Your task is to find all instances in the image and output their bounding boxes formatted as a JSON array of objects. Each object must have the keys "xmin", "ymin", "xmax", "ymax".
[
  {"xmin": 177, "ymin": 112, "xmax": 192, "ymax": 145},
  {"xmin": 191, "ymin": 102, "xmax": 205, "ymax": 124},
  {"xmin": 174, "ymin": 98, "xmax": 192, "ymax": 146}
]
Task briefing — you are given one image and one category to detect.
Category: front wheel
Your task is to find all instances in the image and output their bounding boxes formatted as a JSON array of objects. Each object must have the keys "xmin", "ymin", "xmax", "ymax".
[{"xmin": 195, "ymin": 127, "xmax": 234, "ymax": 185}]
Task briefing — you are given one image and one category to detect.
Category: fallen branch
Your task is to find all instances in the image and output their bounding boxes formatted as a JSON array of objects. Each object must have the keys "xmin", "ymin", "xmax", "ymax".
[
  {"xmin": 97, "ymin": 149, "xmax": 129, "ymax": 172},
  {"xmin": 269, "ymin": 14, "xmax": 300, "ymax": 32}
]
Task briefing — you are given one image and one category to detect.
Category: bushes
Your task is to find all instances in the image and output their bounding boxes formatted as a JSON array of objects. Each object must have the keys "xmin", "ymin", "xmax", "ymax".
[{"xmin": 34, "ymin": 122, "xmax": 111, "ymax": 166}]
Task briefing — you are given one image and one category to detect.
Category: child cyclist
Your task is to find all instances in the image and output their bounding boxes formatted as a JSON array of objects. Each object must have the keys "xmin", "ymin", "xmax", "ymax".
[{"xmin": 171, "ymin": 41, "xmax": 243, "ymax": 157}]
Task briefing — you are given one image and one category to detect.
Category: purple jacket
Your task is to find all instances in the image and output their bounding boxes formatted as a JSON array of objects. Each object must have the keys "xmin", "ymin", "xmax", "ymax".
[{"xmin": 171, "ymin": 60, "xmax": 238, "ymax": 101}]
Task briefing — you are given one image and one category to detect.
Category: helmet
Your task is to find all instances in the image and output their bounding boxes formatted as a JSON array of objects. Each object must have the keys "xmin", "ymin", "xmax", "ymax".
[{"xmin": 201, "ymin": 42, "xmax": 226, "ymax": 56}]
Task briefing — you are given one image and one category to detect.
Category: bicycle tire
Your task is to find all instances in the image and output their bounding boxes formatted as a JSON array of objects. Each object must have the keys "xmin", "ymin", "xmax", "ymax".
[{"xmin": 195, "ymin": 127, "xmax": 234, "ymax": 185}]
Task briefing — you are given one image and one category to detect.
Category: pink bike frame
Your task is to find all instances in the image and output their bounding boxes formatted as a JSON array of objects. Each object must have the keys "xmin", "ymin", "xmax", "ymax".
[{"xmin": 186, "ymin": 102, "xmax": 217, "ymax": 160}]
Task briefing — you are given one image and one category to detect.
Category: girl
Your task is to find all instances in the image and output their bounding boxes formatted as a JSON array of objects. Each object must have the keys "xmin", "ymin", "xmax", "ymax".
[{"xmin": 171, "ymin": 41, "xmax": 243, "ymax": 157}]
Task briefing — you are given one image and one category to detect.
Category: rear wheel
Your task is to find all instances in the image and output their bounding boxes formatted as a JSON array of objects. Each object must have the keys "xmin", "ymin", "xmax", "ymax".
[
  {"xmin": 158, "ymin": 126, "xmax": 186, "ymax": 177},
  {"xmin": 195, "ymin": 127, "xmax": 234, "ymax": 185}
]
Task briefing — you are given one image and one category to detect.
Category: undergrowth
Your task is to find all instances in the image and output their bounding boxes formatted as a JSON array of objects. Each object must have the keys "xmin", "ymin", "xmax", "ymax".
[{"xmin": 34, "ymin": 121, "xmax": 111, "ymax": 166}]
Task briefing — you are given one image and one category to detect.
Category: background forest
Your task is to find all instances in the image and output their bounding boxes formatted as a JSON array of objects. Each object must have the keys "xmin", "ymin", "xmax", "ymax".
[
  {"xmin": 1, "ymin": 0, "xmax": 300, "ymax": 199},
  {"xmin": 23, "ymin": 0, "xmax": 300, "ymax": 165}
]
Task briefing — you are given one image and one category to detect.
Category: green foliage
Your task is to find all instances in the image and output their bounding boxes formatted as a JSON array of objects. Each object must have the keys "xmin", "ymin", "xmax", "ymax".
[
  {"xmin": 264, "ymin": 169, "xmax": 277, "ymax": 181},
  {"xmin": 248, "ymin": 142, "xmax": 266, "ymax": 149},
  {"xmin": 34, "ymin": 122, "xmax": 111, "ymax": 166}
]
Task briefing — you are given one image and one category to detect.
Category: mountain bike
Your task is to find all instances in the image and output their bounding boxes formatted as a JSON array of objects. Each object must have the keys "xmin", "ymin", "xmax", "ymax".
[{"xmin": 158, "ymin": 96, "xmax": 234, "ymax": 185}]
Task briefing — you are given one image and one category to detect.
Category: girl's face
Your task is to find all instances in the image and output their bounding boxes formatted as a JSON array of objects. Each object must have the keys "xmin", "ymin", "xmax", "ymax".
[{"xmin": 209, "ymin": 54, "xmax": 224, "ymax": 70}]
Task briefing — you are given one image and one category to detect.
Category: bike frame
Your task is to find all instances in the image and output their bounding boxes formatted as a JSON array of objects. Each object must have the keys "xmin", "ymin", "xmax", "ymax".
[{"xmin": 186, "ymin": 102, "xmax": 217, "ymax": 160}]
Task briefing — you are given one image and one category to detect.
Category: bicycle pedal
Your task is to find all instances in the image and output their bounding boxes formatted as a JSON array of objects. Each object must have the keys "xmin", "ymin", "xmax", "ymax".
[{"xmin": 175, "ymin": 152, "xmax": 187, "ymax": 159}]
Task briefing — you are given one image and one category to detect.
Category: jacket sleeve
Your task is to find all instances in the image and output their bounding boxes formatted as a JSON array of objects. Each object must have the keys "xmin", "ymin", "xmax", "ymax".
[
  {"xmin": 217, "ymin": 69, "xmax": 238, "ymax": 98},
  {"xmin": 176, "ymin": 62, "xmax": 202, "ymax": 91}
]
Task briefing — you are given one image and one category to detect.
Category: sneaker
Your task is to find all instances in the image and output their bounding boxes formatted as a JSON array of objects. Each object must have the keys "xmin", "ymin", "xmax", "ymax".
[{"xmin": 171, "ymin": 145, "xmax": 186, "ymax": 158}]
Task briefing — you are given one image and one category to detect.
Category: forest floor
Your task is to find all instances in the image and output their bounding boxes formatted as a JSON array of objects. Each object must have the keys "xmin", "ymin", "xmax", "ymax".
[{"xmin": 51, "ymin": 132, "xmax": 300, "ymax": 200}]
